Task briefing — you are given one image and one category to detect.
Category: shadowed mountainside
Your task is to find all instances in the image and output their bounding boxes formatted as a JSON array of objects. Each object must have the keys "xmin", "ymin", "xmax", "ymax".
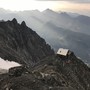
[{"xmin": 0, "ymin": 18, "xmax": 54, "ymax": 66}]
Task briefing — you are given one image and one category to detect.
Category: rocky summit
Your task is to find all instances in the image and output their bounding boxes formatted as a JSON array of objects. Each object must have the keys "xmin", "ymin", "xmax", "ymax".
[
  {"xmin": 0, "ymin": 18, "xmax": 54, "ymax": 66},
  {"xmin": 0, "ymin": 19, "xmax": 90, "ymax": 90}
]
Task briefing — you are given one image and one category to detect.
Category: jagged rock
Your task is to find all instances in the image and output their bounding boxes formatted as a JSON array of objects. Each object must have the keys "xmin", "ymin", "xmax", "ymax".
[
  {"xmin": 0, "ymin": 19, "xmax": 54, "ymax": 66},
  {"xmin": 32, "ymin": 55, "xmax": 90, "ymax": 90},
  {"xmin": 12, "ymin": 18, "xmax": 17, "ymax": 24},
  {"xmin": 8, "ymin": 66, "xmax": 29, "ymax": 77},
  {"xmin": 0, "ymin": 19, "xmax": 90, "ymax": 90},
  {"xmin": 21, "ymin": 21, "xmax": 26, "ymax": 27},
  {"xmin": 0, "ymin": 55, "xmax": 90, "ymax": 90}
]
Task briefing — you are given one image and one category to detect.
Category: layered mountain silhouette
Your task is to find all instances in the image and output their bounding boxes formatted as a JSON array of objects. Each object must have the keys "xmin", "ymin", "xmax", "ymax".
[
  {"xmin": 0, "ymin": 19, "xmax": 90, "ymax": 90},
  {"xmin": 0, "ymin": 8, "xmax": 90, "ymax": 63},
  {"xmin": 40, "ymin": 22, "xmax": 90, "ymax": 63}
]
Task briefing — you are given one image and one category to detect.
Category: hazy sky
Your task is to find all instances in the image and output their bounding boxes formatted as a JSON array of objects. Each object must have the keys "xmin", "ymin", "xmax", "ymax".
[{"xmin": 0, "ymin": 0, "xmax": 90, "ymax": 15}]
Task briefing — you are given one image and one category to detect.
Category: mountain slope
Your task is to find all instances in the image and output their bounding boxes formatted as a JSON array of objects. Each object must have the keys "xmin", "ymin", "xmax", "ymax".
[
  {"xmin": 0, "ymin": 19, "xmax": 54, "ymax": 66},
  {"xmin": 0, "ymin": 8, "xmax": 90, "ymax": 63},
  {"xmin": 0, "ymin": 19, "xmax": 90, "ymax": 90},
  {"xmin": 39, "ymin": 22, "xmax": 90, "ymax": 63},
  {"xmin": 0, "ymin": 55, "xmax": 90, "ymax": 90},
  {"xmin": 43, "ymin": 9, "xmax": 90, "ymax": 35}
]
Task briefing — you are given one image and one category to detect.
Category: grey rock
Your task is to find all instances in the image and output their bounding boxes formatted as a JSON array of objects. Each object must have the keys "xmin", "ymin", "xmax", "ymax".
[{"xmin": 0, "ymin": 19, "xmax": 54, "ymax": 66}]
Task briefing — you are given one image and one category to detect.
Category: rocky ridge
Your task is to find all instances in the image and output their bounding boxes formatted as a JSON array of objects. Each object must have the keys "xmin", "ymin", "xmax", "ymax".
[
  {"xmin": 0, "ymin": 18, "xmax": 54, "ymax": 66},
  {"xmin": 0, "ymin": 55, "xmax": 90, "ymax": 90}
]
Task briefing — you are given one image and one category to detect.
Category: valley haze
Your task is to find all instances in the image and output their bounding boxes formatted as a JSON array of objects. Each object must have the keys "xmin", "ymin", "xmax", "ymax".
[
  {"xmin": 0, "ymin": 1, "xmax": 90, "ymax": 90},
  {"xmin": 0, "ymin": 8, "xmax": 90, "ymax": 64}
]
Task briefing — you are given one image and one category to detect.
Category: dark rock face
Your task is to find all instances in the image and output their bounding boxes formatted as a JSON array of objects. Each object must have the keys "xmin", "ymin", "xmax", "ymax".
[
  {"xmin": 8, "ymin": 66, "xmax": 29, "ymax": 77},
  {"xmin": 0, "ymin": 18, "xmax": 54, "ymax": 66},
  {"xmin": 0, "ymin": 55, "xmax": 90, "ymax": 90}
]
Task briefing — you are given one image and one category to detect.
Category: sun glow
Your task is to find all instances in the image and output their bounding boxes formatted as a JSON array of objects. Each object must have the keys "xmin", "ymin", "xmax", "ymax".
[
  {"xmin": 0, "ymin": 0, "xmax": 63, "ymax": 11},
  {"xmin": 0, "ymin": 0, "xmax": 90, "ymax": 16}
]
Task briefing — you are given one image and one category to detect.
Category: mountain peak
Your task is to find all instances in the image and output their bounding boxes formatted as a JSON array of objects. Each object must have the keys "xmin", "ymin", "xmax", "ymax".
[
  {"xmin": 43, "ymin": 9, "xmax": 59, "ymax": 18},
  {"xmin": 0, "ymin": 19, "xmax": 54, "ymax": 66},
  {"xmin": 76, "ymin": 15, "xmax": 90, "ymax": 25},
  {"xmin": 43, "ymin": 8, "xmax": 55, "ymax": 13},
  {"xmin": 21, "ymin": 21, "xmax": 26, "ymax": 27},
  {"xmin": 59, "ymin": 12, "xmax": 72, "ymax": 19},
  {"xmin": 45, "ymin": 8, "xmax": 52, "ymax": 11},
  {"xmin": 12, "ymin": 18, "xmax": 18, "ymax": 24},
  {"xmin": 60, "ymin": 12, "xmax": 70, "ymax": 16}
]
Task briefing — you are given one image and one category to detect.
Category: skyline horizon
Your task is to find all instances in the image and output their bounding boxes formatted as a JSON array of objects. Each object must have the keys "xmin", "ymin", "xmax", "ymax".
[
  {"xmin": 0, "ymin": 0, "xmax": 90, "ymax": 16},
  {"xmin": 0, "ymin": 7, "xmax": 90, "ymax": 17}
]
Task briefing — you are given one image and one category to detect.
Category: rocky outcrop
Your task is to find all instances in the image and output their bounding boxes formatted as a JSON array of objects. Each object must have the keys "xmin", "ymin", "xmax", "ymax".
[
  {"xmin": 0, "ymin": 18, "xmax": 54, "ymax": 66},
  {"xmin": 0, "ymin": 55, "xmax": 90, "ymax": 90},
  {"xmin": 32, "ymin": 54, "xmax": 90, "ymax": 89},
  {"xmin": 8, "ymin": 66, "xmax": 29, "ymax": 77}
]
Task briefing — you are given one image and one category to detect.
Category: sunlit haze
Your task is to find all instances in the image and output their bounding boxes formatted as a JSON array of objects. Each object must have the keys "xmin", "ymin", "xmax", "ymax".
[
  {"xmin": 0, "ymin": 0, "xmax": 62, "ymax": 11},
  {"xmin": 0, "ymin": 0, "xmax": 90, "ymax": 16}
]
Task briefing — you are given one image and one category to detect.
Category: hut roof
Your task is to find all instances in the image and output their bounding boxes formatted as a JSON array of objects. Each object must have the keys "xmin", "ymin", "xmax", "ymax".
[{"xmin": 57, "ymin": 48, "xmax": 69, "ymax": 56}]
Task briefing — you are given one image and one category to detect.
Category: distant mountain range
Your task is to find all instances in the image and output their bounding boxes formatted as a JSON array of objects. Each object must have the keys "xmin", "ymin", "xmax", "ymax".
[{"xmin": 0, "ymin": 8, "xmax": 90, "ymax": 63}]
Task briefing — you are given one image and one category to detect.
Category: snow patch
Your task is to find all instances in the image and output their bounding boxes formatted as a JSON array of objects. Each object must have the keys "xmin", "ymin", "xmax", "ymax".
[{"xmin": 0, "ymin": 57, "xmax": 21, "ymax": 70}]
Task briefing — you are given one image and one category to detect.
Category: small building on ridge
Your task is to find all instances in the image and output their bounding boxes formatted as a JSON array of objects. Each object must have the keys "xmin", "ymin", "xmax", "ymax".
[{"xmin": 56, "ymin": 48, "xmax": 73, "ymax": 60}]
